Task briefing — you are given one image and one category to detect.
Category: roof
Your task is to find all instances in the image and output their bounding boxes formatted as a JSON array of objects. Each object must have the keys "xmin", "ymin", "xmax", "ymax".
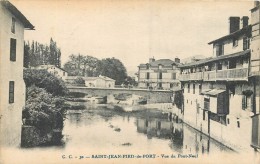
[
  {"xmin": 201, "ymin": 89, "xmax": 226, "ymax": 96},
  {"xmin": 35, "ymin": 65, "xmax": 67, "ymax": 72},
  {"xmin": 139, "ymin": 59, "xmax": 181, "ymax": 67},
  {"xmin": 66, "ymin": 75, "xmax": 115, "ymax": 81},
  {"xmin": 1, "ymin": 0, "xmax": 34, "ymax": 30},
  {"xmin": 179, "ymin": 49, "xmax": 250, "ymax": 68},
  {"xmin": 208, "ymin": 26, "xmax": 251, "ymax": 44}
]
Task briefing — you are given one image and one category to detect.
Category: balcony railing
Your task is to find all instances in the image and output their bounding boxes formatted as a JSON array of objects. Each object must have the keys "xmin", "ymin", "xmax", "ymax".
[{"xmin": 180, "ymin": 68, "xmax": 248, "ymax": 81}]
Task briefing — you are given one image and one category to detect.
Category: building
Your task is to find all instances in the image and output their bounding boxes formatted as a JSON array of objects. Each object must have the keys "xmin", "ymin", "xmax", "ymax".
[
  {"xmin": 34, "ymin": 65, "xmax": 68, "ymax": 80},
  {"xmin": 0, "ymin": 0, "xmax": 34, "ymax": 147},
  {"xmin": 178, "ymin": 2, "xmax": 260, "ymax": 152},
  {"xmin": 137, "ymin": 58, "xmax": 181, "ymax": 90},
  {"xmin": 65, "ymin": 75, "xmax": 115, "ymax": 88}
]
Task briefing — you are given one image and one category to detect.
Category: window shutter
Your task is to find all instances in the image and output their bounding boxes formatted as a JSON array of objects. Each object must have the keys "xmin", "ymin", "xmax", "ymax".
[
  {"xmin": 242, "ymin": 95, "xmax": 246, "ymax": 110},
  {"xmin": 216, "ymin": 45, "xmax": 219, "ymax": 56},
  {"xmin": 243, "ymin": 37, "xmax": 247, "ymax": 50},
  {"xmin": 10, "ymin": 39, "xmax": 16, "ymax": 61},
  {"xmin": 251, "ymin": 95, "xmax": 254, "ymax": 113},
  {"xmin": 9, "ymin": 81, "xmax": 14, "ymax": 103}
]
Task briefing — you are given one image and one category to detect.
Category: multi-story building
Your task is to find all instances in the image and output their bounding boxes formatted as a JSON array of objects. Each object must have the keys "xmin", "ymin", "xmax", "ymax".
[
  {"xmin": 178, "ymin": 2, "xmax": 260, "ymax": 151},
  {"xmin": 0, "ymin": 0, "xmax": 34, "ymax": 147},
  {"xmin": 137, "ymin": 58, "xmax": 181, "ymax": 90}
]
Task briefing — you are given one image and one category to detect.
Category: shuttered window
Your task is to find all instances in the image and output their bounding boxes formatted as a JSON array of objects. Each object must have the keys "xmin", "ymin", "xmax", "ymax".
[
  {"xmin": 9, "ymin": 81, "xmax": 14, "ymax": 103},
  {"xmin": 243, "ymin": 37, "xmax": 250, "ymax": 50},
  {"xmin": 10, "ymin": 38, "xmax": 16, "ymax": 61},
  {"xmin": 11, "ymin": 17, "xmax": 15, "ymax": 33}
]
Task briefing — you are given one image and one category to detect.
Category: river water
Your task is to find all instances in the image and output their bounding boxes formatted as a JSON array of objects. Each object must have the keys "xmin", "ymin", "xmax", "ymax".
[{"xmin": 5, "ymin": 103, "xmax": 259, "ymax": 164}]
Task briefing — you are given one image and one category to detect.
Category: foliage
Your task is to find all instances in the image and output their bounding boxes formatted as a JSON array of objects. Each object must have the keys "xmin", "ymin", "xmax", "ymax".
[
  {"xmin": 96, "ymin": 58, "xmax": 127, "ymax": 85},
  {"xmin": 73, "ymin": 77, "xmax": 85, "ymax": 85},
  {"xmin": 64, "ymin": 55, "xmax": 128, "ymax": 85},
  {"xmin": 23, "ymin": 69, "xmax": 68, "ymax": 96},
  {"xmin": 123, "ymin": 76, "xmax": 138, "ymax": 86},
  {"xmin": 174, "ymin": 90, "xmax": 184, "ymax": 109},
  {"xmin": 63, "ymin": 54, "xmax": 99, "ymax": 76},
  {"xmin": 22, "ymin": 86, "xmax": 66, "ymax": 133},
  {"xmin": 23, "ymin": 38, "xmax": 61, "ymax": 68}
]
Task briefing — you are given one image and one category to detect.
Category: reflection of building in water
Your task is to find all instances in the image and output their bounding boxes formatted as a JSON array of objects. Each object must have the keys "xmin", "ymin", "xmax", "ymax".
[
  {"xmin": 137, "ymin": 118, "xmax": 233, "ymax": 154},
  {"xmin": 136, "ymin": 118, "xmax": 173, "ymax": 139}
]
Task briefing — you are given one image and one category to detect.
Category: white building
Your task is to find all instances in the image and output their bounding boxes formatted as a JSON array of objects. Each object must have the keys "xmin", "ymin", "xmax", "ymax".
[
  {"xmin": 137, "ymin": 58, "xmax": 181, "ymax": 90},
  {"xmin": 178, "ymin": 2, "xmax": 260, "ymax": 152},
  {"xmin": 35, "ymin": 65, "xmax": 68, "ymax": 80},
  {"xmin": 0, "ymin": 0, "xmax": 34, "ymax": 147},
  {"xmin": 65, "ymin": 75, "xmax": 115, "ymax": 88}
]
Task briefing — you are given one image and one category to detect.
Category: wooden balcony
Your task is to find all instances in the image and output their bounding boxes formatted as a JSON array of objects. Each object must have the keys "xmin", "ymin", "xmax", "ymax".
[
  {"xmin": 180, "ymin": 68, "xmax": 248, "ymax": 81},
  {"xmin": 179, "ymin": 72, "xmax": 203, "ymax": 81}
]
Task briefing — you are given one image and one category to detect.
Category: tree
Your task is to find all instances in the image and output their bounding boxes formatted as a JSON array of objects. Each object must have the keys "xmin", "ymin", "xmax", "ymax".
[
  {"xmin": 96, "ymin": 57, "xmax": 127, "ymax": 85},
  {"xmin": 23, "ymin": 69, "xmax": 68, "ymax": 96},
  {"xmin": 24, "ymin": 41, "xmax": 30, "ymax": 68}
]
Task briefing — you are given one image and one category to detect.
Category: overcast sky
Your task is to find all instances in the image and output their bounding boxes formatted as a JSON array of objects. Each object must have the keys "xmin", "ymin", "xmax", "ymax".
[{"xmin": 11, "ymin": 0, "xmax": 253, "ymax": 75}]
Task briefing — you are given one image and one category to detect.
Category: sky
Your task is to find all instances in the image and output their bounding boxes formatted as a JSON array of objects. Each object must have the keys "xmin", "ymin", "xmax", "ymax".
[{"xmin": 10, "ymin": 0, "xmax": 254, "ymax": 75}]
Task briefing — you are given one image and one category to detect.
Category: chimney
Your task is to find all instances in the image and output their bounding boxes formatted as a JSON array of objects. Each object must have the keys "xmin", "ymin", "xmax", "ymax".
[
  {"xmin": 254, "ymin": 1, "xmax": 260, "ymax": 7},
  {"xmin": 149, "ymin": 57, "xmax": 155, "ymax": 63},
  {"xmin": 175, "ymin": 57, "xmax": 180, "ymax": 63},
  {"xmin": 229, "ymin": 17, "xmax": 240, "ymax": 33},
  {"xmin": 241, "ymin": 16, "xmax": 249, "ymax": 28}
]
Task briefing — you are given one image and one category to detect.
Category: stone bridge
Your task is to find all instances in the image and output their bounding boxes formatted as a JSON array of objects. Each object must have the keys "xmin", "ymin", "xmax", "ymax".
[{"xmin": 67, "ymin": 86, "xmax": 178, "ymax": 103}]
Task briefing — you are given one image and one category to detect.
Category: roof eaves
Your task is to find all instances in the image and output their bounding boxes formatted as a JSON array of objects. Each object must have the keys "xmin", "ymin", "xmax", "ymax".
[{"xmin": 1, "ymin": 0, "xmax": 34, "ymax": 30}]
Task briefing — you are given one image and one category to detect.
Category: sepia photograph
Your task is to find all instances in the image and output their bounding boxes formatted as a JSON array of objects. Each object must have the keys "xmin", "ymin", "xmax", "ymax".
[{"xmin": 0, "ymin": 0, "xmax": 260, "ymax": 163}]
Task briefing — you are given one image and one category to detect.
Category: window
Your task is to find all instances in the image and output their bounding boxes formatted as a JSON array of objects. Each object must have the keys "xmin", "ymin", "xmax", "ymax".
[
  {"xmin": 216, "ymin": 44, "xmax": 224, "ymax": 56},
  {"xmin": 170, "ymin": 83, "xmax": 173, "ymax": 88},
  {"xmin": 11, "ymin": 17, "xmax": 15, "ymax": 33},
  {"xmin": 227, "ymin": 118, "xmax": 230, "ymax": 124},
  {"xmin": 10, "ymin": 38, "xmax": 16, "ymax": 61},
  {"xmin": 158, "ymin": 82, "xmax": 162, "ymax": 88},
  {"xmin": 210, "ymin": 113, "xmax": 226, "ymax": 125},
  {"xmin": 232, "ymin": 38, "xmax": 238, "ymax": 47},
  {"xmin": 188, "ymin": 83, "xmax": 190, "ymax": 93},
  {"xmin": 193, "ymin": 83, "xmax": 195, "ymax": 94},
  {"xmin": 172, "ymin": 73, "xmax": 176, "ymax": 79},
  {"xmin": 242, "ymin": 95, "xmax": 253, "ymax": 112},
  {"xmin": 203, "ymin": 111, "xmax": 206, "ymax": 120},
  {"xmin": 159, "ymin": 65, "xmax": 162, "ymax": 69},
  {"xmin": 9, "ymin": 81, "xmax": 14, "ymax": 103},
  {"xmin": 146, "ymin": 72, "xmax": 150, "ymax": 79},
  {"xmin": 199, "ymin": 84, "xmax": 202, "ymax": 94},
  {"xmin": 159, "ymin": 72, "xmax": 162, "ymax": 79},
  {"xmin": 63, "ymin": 72, "xmax": 66, "ymax": 76},
  {"xmin": 243, "ymin": 37, "xmax": 250, "ymax": 50},
  {"xmin": 172, "ymin": 65, "xmax": 176, "ymax": 69}
]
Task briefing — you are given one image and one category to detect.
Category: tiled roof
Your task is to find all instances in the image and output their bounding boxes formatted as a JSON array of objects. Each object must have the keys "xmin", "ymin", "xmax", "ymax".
[
  {"xmin": 139, "ymin": 59, "xmax": 181, "ymax": 67},
  {"xmin": 208, "ymin": 26, "xmax": 251, "ymax": 44},
  {"xmin": 179, "ymin": 49, "xmax": 250, "ymax": 68},
  {"xmin": 1, "ymin": 0, "xmax": 34, "ymax": 29}
]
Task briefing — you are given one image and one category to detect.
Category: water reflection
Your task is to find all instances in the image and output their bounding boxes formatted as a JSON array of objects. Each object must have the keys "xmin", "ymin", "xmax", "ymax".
[{"xmin": 136, "ymin": 117, "xmax": 233, "ymax": 154}]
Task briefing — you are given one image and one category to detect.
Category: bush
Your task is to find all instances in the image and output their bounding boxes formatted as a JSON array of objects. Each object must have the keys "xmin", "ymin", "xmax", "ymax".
[
  {"xmin": 22, "ymin": 86, "xmax": 66, "ymax": 133},
  {"xmin": 24, "ymin": 69, "xmax": 68, "ymax": 96},
  {"xmin": 73, "ymin": 77, "xmax": 85, "ymax": 85}
]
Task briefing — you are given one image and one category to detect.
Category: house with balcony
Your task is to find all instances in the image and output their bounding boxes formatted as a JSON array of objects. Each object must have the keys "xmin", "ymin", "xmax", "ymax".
[
  {"xmin": 137, "ymin": 57, "xmax": 181, "ymax": 90},
  {"xmin": 178, "ymin": 2, "xmax": 260, "ymax": 151},
  {"xmin": 0, "ymin": 0, "xmax": 34, "ymax": 147}
]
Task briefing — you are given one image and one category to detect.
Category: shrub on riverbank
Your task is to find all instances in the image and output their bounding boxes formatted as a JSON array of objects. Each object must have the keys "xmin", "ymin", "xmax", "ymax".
[
  {"xmin": 23, "ymin": 86, "xmax": 66, "ymax": 133},
  {"xmin": 24, "ymin": 69, "xmax": 68, "ymax": 96},
  {"xmin": 22, "ymin": 86, "xmax": 66, "ymax": 146}
]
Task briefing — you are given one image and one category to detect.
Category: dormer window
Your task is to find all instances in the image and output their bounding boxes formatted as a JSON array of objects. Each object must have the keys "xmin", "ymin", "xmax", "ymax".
[
  {"xmin": 172, "ymin": 64, "xmax": 176, "ymax": 69},
  {"xmin": 159, "ymin": 65, "xmax": 162, "ymax": 69},
  {"xmin": 11, "ymin": 17, "xmax": 15, "ymax": 33}
]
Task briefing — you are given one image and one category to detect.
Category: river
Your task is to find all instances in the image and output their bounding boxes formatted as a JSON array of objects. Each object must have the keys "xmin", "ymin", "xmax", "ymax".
[{"xmin": 4, "ymin": 103, "xmax": 257, "ymax": 164}]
